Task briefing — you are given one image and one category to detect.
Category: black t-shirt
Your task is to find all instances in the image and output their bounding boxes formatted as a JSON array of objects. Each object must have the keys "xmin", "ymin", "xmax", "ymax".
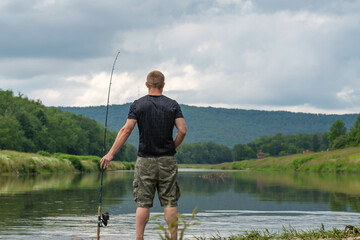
[{"xmin": 128, "ymin": 95, "xmax": 184, "ymax": 157}]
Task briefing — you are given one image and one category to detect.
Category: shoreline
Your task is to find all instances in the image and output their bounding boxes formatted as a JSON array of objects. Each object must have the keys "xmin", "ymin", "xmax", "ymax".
[
  {"xmin": 179, "ymin": 146, "xmax": 360, "ymax": 174},
  {"xmin": 0, "ymin": 150, "xmax": 134, "ymax": 175},
  {"xmin": 2, "ymin": 146, "xmax": 360, "ymax": 175}
]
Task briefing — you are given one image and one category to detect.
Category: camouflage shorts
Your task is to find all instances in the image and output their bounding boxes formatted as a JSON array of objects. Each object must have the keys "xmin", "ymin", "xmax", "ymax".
[{"xmin": 133, "ymin": 156, "xmax": 181, "ymax": 208}]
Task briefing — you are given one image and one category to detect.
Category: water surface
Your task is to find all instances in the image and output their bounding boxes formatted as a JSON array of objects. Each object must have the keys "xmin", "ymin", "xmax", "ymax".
[{"xmin": 1, "ymin": 170, "xmax": 360, "ymax": 239}]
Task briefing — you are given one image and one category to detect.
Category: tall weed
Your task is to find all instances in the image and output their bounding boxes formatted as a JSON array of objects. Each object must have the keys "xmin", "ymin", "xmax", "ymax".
[{"xmin": 150, "ymin": 207, "xmax": 200, "ymax": 240}]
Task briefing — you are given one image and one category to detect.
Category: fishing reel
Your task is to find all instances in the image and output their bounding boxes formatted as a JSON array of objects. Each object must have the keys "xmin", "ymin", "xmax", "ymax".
[{"xmin": 98, "ymin": 212, "xmax": 110, "ymax": 227}]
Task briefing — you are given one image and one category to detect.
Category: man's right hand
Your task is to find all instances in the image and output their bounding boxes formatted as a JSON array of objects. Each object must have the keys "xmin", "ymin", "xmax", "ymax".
[
  {"xmin": 100, "ymin": 153, "xmax": 114, "ymax": 169},
  {"xmin": 99, "ymin": 119, "xmax": 136, "ymax": 169}
]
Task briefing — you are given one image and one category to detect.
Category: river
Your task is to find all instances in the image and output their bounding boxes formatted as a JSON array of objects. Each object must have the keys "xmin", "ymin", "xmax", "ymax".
[{"xmin": 1, "ymin": 169, "xmax": 360, "ymax": 239}]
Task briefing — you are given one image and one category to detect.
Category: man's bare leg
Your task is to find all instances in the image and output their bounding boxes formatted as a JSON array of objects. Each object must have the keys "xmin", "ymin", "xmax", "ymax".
[
  {"xmin": 164, "ymin": 207, "xmax": 178, "ymax": 240},
  {"xmin": 136, "ymin": 207, "xmax": 150, "ymax": 240}
]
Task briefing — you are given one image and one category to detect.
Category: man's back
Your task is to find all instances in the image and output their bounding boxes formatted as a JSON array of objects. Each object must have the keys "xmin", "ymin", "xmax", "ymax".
[{"xmin": 128, "ymin": 95, "xmax": 183, "ymax": 157}]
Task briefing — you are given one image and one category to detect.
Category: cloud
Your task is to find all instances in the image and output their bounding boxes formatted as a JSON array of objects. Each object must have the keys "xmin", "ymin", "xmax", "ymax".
[
  {"xmin": 130, "ymin": 8, "xmax": 359, "ymax": 111},
  {"xmin": 336, "ymin": 87, "xmax": 360, "ymax": 105},
  {"xmin": 0, "ymin": 0, "xmax": 359, "ymax": 113}
]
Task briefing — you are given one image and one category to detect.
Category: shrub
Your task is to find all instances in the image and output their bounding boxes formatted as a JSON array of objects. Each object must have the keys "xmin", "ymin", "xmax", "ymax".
[
  {"xmin": 67, "ymin": 156, "xmax": 84, "ymax": 171},
  {"xmin": 37, "ymin": 150, "xmax": 51, "ymax": 156}
]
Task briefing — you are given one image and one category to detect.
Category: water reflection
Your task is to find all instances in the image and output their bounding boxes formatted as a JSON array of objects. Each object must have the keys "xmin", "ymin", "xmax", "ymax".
[
  {"xmin": 230, "ymin": 171, "xmax": 360, "ymax": 212},
  {"xmin": 1, "ymin": 170, "xmax": 360, "ymax": 239}
]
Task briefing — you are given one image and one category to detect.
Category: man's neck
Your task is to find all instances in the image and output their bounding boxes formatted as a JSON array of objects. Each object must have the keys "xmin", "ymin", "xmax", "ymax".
[{"xmin": 148, "ymin": 88, "xmax": 163, "ymax": 96}]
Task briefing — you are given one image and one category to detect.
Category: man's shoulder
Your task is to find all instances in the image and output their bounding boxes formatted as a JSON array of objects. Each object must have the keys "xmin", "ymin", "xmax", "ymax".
[
  {"xmin": 136, "ymin": 95, "xmax": 179, "ymax": 103},
  {"xmin": 131, "ymin": 95, "xmax": 149, "ymax": 105},
  {"xmin": 161, "ymin": 95, "xmax": 179, "ymax": 104},
  {"xmin": 132, "ymin": 95, "xmax": 180, "ymax": 109},
  {"xmin": 136, "ymin": 95, "xmax": 149, "ymax": 102}
]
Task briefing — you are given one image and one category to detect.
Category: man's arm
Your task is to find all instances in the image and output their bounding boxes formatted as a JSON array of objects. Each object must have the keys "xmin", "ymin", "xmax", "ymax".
[
  {"xmin": 174, "ymin": 118, "xmax": 187, "ymax": 149},
  {"xmin": 100, "ymin": 119, "xmax": 137, "ymax": 168}
]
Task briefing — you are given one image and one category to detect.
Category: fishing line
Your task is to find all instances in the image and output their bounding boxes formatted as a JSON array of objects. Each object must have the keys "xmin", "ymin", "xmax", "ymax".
[{"xmin": 97, "ymin": 51, "xmax": 120, "ymax": 240}]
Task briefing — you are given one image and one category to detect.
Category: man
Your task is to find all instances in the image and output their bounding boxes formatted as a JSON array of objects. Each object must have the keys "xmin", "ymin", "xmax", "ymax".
[{"xmin": 100, "ymin": 70, "xmax": 187, "ymax": 240}]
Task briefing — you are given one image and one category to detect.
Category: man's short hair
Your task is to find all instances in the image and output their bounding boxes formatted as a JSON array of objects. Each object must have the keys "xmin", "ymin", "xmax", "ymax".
[{"xmin": 147, "ymin": 70, "xmax": 165, "ymax": 89}]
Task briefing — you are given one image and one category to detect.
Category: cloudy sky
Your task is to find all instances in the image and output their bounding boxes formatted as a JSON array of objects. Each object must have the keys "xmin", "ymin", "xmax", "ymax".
[{"xmin": 1, "ymin": 0, "xmax": 359, "ymax": 114}]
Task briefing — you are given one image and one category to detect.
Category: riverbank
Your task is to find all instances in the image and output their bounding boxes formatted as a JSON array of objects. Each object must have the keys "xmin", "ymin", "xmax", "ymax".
[
  {"xmin": 152, "ymin": 212, "xmax": 360, "ymax": 240},
  {"xmin": 179, "ymin": 146, "xmax": 360, "ymax": 173},
  {"xmin": 0, "ymin": 150, "xmax": 134, "ymax": 175},
  {"xmin": 193, "ymin": 225, "xmax": 360, "ymax": 239},
  {"xmin": 3, "ymin": 146, "xmax": 360, "ymax": 175}
]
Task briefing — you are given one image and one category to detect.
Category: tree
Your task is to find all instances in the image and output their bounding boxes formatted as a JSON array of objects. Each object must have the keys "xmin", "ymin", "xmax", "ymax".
[
  {"xmin": 232, "ymin": 144, "xmax": 256, "ymax": 161},
  {"xmin": 0, "ymin": 114, "xmax": 25, "ymax": 151},
  {"xmin": 329, "ymin": 120, "xmax": 347, "ymax": 149},
  {"xmin": 312, "ymin": 134, "xmax": 320, "ymax": 152},
  {"xmin": 176, "ymin": 142, "xmax": 232, "ymax": 164},
  {"xmin": 320, "ymin": 132, "xmax": 329, "ymax": 151},
  {"xmin": 332, "ymin": 135, "xmax": 347, "ymax": 149},
  {"xmin": 348, "ymin": 114, "xmax": 360, "ymax": 147}
]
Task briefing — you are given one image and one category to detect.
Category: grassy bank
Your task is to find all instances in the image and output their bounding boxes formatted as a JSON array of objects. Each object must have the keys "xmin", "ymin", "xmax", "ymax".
[
  {"xmin": 193, "ymin": 225, "xmax": 360, "ymax": 239},
  {"xmin": 179, "ymin": 146, "xmax": 360, "ymax": 173},
  {"xmin": 0, "ymin": 150, "xmax": 134, "ymax": 175},
  {"xmin": 152, "ymin": 211, "xmax": 360, "ymax": 240}
]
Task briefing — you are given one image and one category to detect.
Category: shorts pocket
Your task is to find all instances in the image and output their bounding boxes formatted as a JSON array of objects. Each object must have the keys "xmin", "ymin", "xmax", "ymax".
[{"xmin": 133, "ymin": 180, "xmax": 138, "ymax": 201}]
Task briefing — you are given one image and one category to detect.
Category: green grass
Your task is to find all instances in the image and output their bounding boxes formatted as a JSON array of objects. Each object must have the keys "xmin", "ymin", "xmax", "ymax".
[
  {"xmin": 4, "ymin": 146, "xmax": 360, "ymax": 175},
  {"xmin": 193, "ymin": 225, "xmax": 359, "ymax": 239},
  {"xmin": 180, "ymin": 146, "xmax": 360, "ymax": 174},
  {"xmin": 0, "ymin": 150, "xmax": 134, "ymax": 175}
]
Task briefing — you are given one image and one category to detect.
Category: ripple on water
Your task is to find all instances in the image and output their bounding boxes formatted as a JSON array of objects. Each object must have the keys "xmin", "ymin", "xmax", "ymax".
[{"xmin": 2, "ymin": 210, "xmax": 360, "ymax": 239}]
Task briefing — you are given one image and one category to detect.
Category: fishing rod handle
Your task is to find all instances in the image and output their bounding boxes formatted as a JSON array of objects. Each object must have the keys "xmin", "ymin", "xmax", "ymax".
[{"xmin": 97, "ymin": 205, "xmax": 102, "ymax": 240}]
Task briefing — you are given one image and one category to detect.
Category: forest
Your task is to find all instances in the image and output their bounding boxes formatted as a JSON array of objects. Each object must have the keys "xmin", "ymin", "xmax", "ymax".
[
  {"xmin": 0, "ymin": 90, "xmax": 137, "ymax": 162},
  {"xmin": 176, "ymin": 115, "xmax": 360, "ymax": 164},
  {"xmin": 177, "ymin": 114, "xmax": 360, "ymax": 164},
  {"xmin": 176, "ymin": 132, "xmax": 328, "ymax": 164}
]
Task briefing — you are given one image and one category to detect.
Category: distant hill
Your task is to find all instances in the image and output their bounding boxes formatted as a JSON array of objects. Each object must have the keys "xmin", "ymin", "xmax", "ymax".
[{"xmin": 59, "ymin": 104, "xmax": 358, "ymax": 147}]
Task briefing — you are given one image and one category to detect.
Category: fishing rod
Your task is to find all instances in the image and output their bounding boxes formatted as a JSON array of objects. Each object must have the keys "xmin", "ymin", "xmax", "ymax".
[{"xmin": 97, "ymin": 51, "xmax": 120, "ymax": 240}]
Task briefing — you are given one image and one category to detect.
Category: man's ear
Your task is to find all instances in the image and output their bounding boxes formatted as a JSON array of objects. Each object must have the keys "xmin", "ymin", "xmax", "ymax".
[{"xmin": 145, "ymin": 82, "xmax": 149, "ymax": 89}]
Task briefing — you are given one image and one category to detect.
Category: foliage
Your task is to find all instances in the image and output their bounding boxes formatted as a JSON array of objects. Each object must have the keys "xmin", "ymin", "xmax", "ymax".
[
  {"xmin": 122, "ymin": 143, "xmax": 138, "ymax": 162},
  {"xmin": 150, "ymin": 207, "xmax": 200, "ymax": 240},
  {"xmin": 0, "ymin": 90, "xmax": 136, "ymax": 162},
  {"xmin": 329, "ymin": 119, "xmax": 347, "ymax": 149},
  {"xmin": 348, "ymin": 114, "xmax": 360, "ymax": 147},
  {"xmin": 176, "ymin": 131, "xmax": 331, "ymax": 164},
  {"xmin": 121, "ymin": 161, "xmax": 135, "ymax": 170},
  {"xmin": 176, "ymin": 142, "xmax": 232, "ymax": 164},
  {"xmin": 36, "ymin": 150, "xmax": 51, "ymax": 156},
  {"xmin": 251, "ymin": 132, "xmax": 328, "ymax": 154},
  {"xmin": 332, "ymin": 135, "xmax": 347, "ymax": 149},
  {"xmin": 175, "ymin": 131, "xmax": 332, "ymax": 164},
  {"xmin": 232, "ymin": 144, "xmax": 256, "ymax": 161},
  {"xmin": 0, "ymin": 150, "xmax": 134, "ymax": 174},
  {"xmin": 325, "ymin": 116, "xmax": 360, "ymax": 150}
]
